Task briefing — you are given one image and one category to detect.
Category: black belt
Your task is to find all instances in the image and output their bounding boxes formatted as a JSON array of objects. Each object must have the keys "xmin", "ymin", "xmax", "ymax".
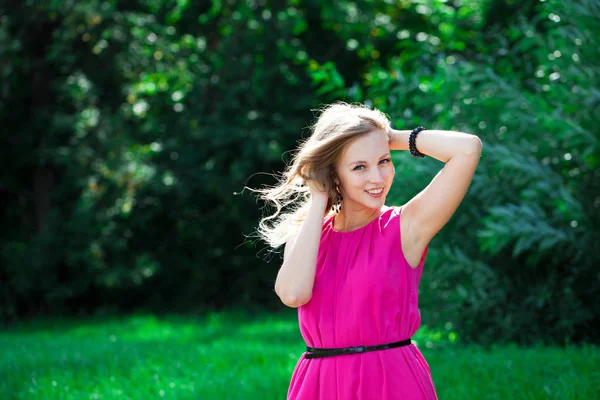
[{"xmin": 305, "ymin": 338, "xmax": 412, "ymax": 359}]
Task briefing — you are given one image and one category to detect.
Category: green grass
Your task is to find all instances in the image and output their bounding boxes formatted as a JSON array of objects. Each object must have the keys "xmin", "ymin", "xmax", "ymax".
[{"xmin": 0, "ymin": 310, "xmax": 598, "ymax": 399}]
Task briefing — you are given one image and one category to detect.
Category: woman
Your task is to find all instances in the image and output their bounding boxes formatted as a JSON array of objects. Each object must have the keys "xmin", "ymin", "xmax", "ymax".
[{"xmin": 256, "ymin": 102, "xmax": 482, "ymax": 399}]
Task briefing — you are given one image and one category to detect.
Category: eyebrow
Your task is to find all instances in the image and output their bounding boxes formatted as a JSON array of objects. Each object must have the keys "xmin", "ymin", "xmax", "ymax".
[{"xmin": 348, "ymin": 153, "xmax": 391, "ymax": 166}]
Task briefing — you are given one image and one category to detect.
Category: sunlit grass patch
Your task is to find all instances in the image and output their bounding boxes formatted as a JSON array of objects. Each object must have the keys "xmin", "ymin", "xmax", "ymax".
[{"xmin": 0, "ymin": 311, "xmax": 597, "ymax": 399}]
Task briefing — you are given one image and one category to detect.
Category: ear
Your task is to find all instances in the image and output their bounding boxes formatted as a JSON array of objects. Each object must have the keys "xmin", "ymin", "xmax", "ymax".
[
  {"xmin": 330, "ymin": 165, "xmax": 340, "ymax": 187},
  {"xmin": 330, "ymin": 161, "xmax": 343, "ymax": 189}
]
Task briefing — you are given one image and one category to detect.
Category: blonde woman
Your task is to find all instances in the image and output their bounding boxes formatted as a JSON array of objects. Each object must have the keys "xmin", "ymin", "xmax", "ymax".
[{"xmin": 255, "ymin": 102, "xmax": 482, "ymax": 399}]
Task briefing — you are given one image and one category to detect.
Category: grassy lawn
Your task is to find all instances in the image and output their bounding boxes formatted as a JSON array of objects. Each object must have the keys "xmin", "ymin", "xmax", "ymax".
[{"xmin": 0, "ymin": 310, "xmax": 597, "ymax": 399}]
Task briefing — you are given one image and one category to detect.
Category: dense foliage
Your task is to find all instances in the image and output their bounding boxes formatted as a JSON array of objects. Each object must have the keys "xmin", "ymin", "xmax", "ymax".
[{"xmin": 1, "ymin": 0, "xmax": 597, "ymax": 345}]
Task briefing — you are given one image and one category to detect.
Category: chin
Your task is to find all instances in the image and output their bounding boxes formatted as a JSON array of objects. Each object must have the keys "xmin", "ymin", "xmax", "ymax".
[{"xmin": 362, "ymin": 197, "xmax": 386, "ymax": 208}]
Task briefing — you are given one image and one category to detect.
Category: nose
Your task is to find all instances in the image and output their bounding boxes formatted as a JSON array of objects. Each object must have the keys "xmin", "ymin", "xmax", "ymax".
[{"xmin": 369, "ymin": 168, "xmax": 384, "ymax": 185}]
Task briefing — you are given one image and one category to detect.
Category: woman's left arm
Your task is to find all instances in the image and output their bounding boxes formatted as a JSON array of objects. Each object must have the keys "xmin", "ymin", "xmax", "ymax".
[{"xmin": 388, "ymin": 128, "xmax": 483, "ymax": 245}]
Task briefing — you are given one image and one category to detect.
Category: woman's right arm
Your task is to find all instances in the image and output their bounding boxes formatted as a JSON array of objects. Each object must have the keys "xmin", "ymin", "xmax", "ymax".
[{"xmin": 274, "ymin": 195, "xmax": 328, "ymax": 308}]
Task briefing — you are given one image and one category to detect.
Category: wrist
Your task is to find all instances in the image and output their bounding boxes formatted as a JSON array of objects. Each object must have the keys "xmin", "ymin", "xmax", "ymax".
[
  {"xmin": 310, "ymin": 194, "xmax": 329, "ymax": 209},
  {"xmin": 388, "ymin": 128, "xmax": 410, "ymax": 151}
]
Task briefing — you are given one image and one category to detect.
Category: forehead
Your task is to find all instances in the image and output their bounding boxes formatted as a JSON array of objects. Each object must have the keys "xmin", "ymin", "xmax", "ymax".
[{"xmin": 340, "ymin": 130, "xmax": 389, "ymax": 161}]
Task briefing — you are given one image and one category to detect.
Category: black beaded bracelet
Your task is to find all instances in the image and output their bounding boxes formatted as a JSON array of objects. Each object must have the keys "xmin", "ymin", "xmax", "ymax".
[{"xmin": 409, "ymin": 126, "xmax": 426, "ymax": 158}]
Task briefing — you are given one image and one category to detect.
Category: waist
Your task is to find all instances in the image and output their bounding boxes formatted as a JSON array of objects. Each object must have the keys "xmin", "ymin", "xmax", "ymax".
[{"xmin": 305, "ymin": 338, "xmax": 412, "ymax": 359}]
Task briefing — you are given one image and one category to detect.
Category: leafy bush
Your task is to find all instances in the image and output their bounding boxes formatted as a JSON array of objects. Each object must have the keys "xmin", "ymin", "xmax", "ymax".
[
  {"xmin": 0, "ymin": 0, "xmax": 597, "ymax": 345},
  {"xmin": 355, "ymin": 0, "xmax": 599, "ymax": 344}
]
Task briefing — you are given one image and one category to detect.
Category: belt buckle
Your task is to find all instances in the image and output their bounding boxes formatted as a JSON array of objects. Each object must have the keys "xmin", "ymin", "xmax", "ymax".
[{"xmin": 349, "ymin": 346, "xmax": 365, "ymax": 353}]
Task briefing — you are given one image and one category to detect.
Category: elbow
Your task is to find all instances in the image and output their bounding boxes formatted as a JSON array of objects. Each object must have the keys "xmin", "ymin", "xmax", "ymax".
[
  {"xmin": 281, "ymin": 297, "xmax": 305, "ymax": 308},
  {"xmin": 276, "ymin": 290, "xmax": 311, "ymax": 308},
  {"xmin": 465, "ymin": 136, "xmax": 483, "ymax": 156}
]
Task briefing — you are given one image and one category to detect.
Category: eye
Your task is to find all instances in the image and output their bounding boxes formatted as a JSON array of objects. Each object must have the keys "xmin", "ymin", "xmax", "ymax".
[{"xmin": 353, "ymin": 158, "xmax": 392, "ymax": 171}]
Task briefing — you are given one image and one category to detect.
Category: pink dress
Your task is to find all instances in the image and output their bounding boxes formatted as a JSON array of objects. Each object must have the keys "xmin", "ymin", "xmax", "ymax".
[{"xmin": 287, "ymin": 205, "xmax": 438, "ymax": 400}]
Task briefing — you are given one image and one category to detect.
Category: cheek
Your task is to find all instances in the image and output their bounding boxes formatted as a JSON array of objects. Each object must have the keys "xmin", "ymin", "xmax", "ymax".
[
  {"xmin": 384, "ymin": 166, "xmax": 395, "ymax": 181},
  {"xmin": 350, "ymin": 175, "xmax": 366, "ymax": 187},
  {"xmin": 344, "ymin": 175, "xmax": 366, "ymax": 191}
]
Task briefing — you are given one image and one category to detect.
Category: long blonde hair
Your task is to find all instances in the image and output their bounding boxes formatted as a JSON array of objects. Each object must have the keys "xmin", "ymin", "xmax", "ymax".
[{"xmin": 249, "ymin": 101, "xmax": 391, "ymax": 250}]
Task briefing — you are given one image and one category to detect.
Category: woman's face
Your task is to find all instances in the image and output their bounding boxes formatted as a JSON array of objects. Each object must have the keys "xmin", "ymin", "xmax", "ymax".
[{"xmin": 334, "ymin": 129, "xmax": 394, "ymax": 211}]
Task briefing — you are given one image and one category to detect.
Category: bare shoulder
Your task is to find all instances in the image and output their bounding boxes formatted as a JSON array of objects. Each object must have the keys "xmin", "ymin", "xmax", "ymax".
[{"xmin": 398, "ymin": 202, "xmax": 428, "ymax": 269}]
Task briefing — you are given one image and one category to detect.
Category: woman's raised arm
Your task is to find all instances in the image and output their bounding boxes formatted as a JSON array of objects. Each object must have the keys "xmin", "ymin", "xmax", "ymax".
[
  {"xmin": 389, "ymin": 128, "xmax": 482, "ymax": 247},
  {"xmin": 274, "ymin": 194, "xmax": 328, "ymax": 308}
]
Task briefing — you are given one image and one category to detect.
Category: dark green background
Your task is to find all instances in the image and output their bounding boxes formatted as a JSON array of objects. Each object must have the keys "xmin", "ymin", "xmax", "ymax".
[{"xmin": 1, "ymin": 0, "xmax": 598, "ymax": 345}]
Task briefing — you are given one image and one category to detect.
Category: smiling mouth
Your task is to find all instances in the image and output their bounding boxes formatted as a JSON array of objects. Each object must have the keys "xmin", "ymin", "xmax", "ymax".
[{"xmin": 365, "ymin": 188, "xmax": 384, "ymax": 194}]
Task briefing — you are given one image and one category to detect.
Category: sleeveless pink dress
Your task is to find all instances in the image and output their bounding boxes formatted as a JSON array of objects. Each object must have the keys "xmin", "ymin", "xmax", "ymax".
[{"xmin": 286, "ymin": 205, "xmax": 438, "ymax": 400}]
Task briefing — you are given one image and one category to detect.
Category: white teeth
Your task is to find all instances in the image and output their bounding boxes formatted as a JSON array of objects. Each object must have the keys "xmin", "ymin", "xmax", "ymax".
[{"xmin": 366, "ymin": 188, "xmax": 383, "ymax": 194}]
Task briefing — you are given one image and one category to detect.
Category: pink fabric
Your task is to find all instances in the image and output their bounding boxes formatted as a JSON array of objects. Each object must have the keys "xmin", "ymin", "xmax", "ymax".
[{"xmin": 287, "ymin": 205, "xmax": 438, "ymax": 400}]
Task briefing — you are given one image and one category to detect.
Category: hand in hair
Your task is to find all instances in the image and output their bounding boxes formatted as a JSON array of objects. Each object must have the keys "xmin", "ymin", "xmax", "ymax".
[{"xmin": 306, "ymin": 179, "xmax": 329, "ymax": 201}]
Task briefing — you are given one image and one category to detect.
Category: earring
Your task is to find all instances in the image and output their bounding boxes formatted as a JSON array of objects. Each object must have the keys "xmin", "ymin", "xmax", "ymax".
[{"xmin": 332, "ymin": 185, "xmax": 343, "ymax": 213}]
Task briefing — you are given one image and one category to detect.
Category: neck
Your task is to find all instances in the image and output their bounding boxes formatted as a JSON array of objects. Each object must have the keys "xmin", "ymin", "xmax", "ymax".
[{"xmin": 334, "ymin": 205, "xmax": 384, "ymax": 231}]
